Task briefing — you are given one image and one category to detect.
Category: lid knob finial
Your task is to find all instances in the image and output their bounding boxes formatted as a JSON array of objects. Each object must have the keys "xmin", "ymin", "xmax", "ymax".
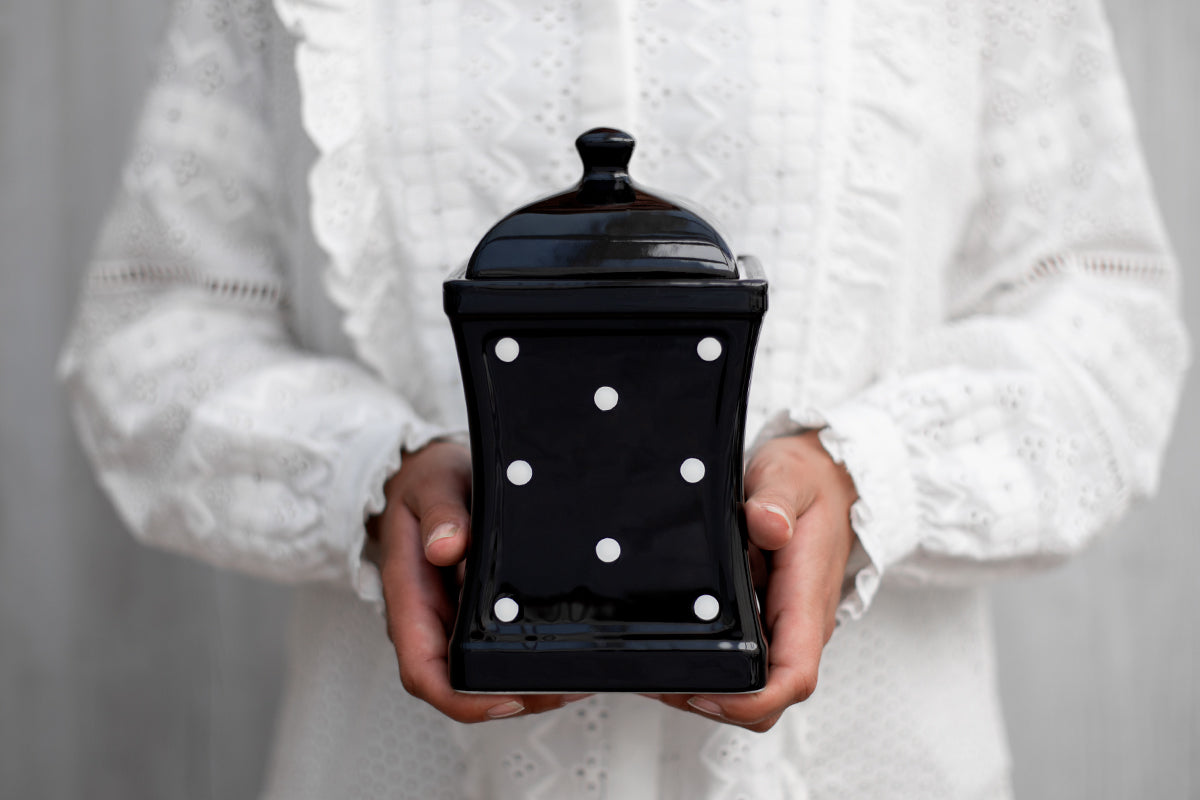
[{"xmin": 575, "ymin": 128, "xmax": 636, "ymax": 205}]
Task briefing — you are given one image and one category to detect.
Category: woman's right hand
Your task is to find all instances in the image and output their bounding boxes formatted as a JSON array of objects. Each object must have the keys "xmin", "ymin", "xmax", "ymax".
[{"xmin": 375, "ymin": 440, "xmax": 585, "ymax": 722}]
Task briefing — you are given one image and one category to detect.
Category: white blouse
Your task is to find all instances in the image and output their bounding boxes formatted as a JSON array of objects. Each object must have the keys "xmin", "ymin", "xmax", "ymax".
[{"xmin": 60, "ymin": 0, "xmax": 1189, "ymax": 797}]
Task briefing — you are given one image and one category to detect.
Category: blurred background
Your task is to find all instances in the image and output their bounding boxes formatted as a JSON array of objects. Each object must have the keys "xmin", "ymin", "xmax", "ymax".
[{"xmin": 1, "ymin": 1, "xmax": 1196, "ymax": 797}]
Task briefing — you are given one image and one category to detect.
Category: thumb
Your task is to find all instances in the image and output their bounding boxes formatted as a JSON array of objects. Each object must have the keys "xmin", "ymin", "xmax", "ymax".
[
  {"xmin": 399, "ymin": 445, "xmax": 472, "ymax": 567},
  {"xmin": 414, "ymin": 495, "xmax": 471, "ymax": 567},
  {"xmin": 743, "ymin": 442, "xmax": 814, "ymax": 551}
]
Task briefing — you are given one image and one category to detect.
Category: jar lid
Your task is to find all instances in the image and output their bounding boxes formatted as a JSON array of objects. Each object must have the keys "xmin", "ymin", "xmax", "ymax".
[{"xmin": 465, "ymin": 128, "xmax": 737, "ymax": 280}]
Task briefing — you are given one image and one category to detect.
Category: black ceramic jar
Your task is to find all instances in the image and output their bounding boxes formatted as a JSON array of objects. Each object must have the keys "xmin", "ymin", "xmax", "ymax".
[{"xmin": 443, "ymin": 128, "xmax": 768, "ymax": 693}]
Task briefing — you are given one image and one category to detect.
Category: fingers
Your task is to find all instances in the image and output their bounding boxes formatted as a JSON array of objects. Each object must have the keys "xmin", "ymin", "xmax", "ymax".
[
  {"xmin": 380, "ymin": 501, "xmax": 571, "ymax": 722},
  {"xmin": 761, "ymin": 504, "xmax": 844, "ymax": 642},
  {"xmin": 381, "ymin": 503, "xmax": 487, "ymax": 720},
  {"xmin": 683, "ymin": 535, "xmax": 827, "ymax": 731},
  {"xmin": 656, "ymin": 494, "xmax": 853, "ymax": 733}
]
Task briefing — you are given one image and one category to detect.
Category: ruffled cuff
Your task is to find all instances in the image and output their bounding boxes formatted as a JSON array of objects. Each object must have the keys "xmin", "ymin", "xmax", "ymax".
[
  {"xmin": 330, "ymin": 413, "xmax": 464, "ymax": 608},
  {"xmin": 754, "ymin": 400, "xmax": 919, "ymax": 622}
]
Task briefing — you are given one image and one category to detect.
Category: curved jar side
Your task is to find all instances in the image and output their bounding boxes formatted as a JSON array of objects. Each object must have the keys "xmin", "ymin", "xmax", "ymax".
[{"xmin": 445, "ymin": 281, "xmax": 767, "ymax": 693}]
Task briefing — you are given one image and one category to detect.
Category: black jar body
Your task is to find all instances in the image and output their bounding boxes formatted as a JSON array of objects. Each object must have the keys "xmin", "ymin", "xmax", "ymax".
[{"xmin": 442, "ymin": 129, "xmax": 768, "ymax": 693}]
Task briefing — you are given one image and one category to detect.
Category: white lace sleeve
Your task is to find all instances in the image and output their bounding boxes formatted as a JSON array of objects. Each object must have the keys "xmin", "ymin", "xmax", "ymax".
[
  {"xmin": 58, "ymin": 0, "xmax": 446, "ymax": 604},
  {"xmin": 779, "ymin": 0, "xmax": 1190, "ymax": 621}
]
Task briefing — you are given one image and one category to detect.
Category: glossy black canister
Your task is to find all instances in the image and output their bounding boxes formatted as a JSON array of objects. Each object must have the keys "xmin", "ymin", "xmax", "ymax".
[{"xmin": 444, "ymin": 128, "xmax": 767, "ymax": 693}]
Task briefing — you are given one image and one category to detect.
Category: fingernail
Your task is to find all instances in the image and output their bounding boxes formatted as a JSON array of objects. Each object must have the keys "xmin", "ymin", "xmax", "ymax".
[
  {"xmin": 757, "ymin": 502, "xmax": 793, "ymax": 538},
  {"xmin": 486, "ymin": 700, "xmax": 525, "ymax": 719},
  {"xmin": 687, "ymin": 697, "xmax": 724, "ymax": 717},
  {"xmin": 426, "ymin": 522, "xmax": 459, "ymax": 549}
]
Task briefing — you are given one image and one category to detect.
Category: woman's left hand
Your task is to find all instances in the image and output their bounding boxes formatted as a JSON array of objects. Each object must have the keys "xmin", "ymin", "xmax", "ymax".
[{"xmin": 648, "ymin": 430, "xmax": 859, "ymax": 732}]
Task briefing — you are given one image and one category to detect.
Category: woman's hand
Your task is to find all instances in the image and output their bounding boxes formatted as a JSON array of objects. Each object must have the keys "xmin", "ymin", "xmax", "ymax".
[
  {"xmin": 374, "ymin": 440, "xmax": 584, "ymax": 722},
  {"xmin": 650, "ymin": 431, "xmax": 859, "ymax": 732}
]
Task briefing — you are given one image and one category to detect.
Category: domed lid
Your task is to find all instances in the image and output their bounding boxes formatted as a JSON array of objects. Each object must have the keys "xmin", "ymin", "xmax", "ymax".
[{"xmin": 465, "ymin": 128, "xmax": 737, "ymax": 280}]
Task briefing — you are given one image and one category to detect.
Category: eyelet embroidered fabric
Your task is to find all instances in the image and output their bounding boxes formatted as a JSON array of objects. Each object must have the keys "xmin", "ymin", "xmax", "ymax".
[{"xmin": 60, "ymin": 0, "xmax": 1188, "ymax": 798}]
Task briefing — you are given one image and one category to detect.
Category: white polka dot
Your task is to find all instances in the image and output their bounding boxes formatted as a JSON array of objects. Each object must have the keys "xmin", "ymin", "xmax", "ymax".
[
  {"xmin": 680, "ymin": 458, "xmax": 706, "ymax": 483},
  {"xmin": 494, "ymin": 597, "xmax": 519, "ymax": 622},
  {"xmin": 507, "ymin": 460, "xmax": 532, "ymax": 485},
  {"xmin": 593, "ymin": 386, "xmax": 618, "ymax": 411},
  {"xmin": 694, "ymin": 594, "xmax": 720, "ymax": 621},
  {"xmin": 595, "ymin": 537, "xmax": 621, "ymax": 563},
  {"xmin": 697, "ymin": 337, "xmax": 723, "ymax": 361},
  {"xmin": 495, "ymin": 337, "xmax": 519, "ymax": 362}
]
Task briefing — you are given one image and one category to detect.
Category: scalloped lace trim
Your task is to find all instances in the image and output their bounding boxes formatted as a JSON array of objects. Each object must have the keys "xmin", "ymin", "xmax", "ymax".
[
  {"xmin": 759, "ymin": 405, "xmax": 909, "ymax": 624},
  {"xmin": 272, "ymin": 0, "xmax": 470, "ymax": 432},
  {"xmin": 347, "ymin": 416, "xmax": 458, "ymax": 606},
  {"xmin": 816, "ymin": 422, "xmax": 889, "ymax": 624},
  {"xmin": 271, "ymin": 0, "xmax": 388, "ymax": 381},
  {"xmin": 347, "ymin": 444, "xmax": 399, "ymax": 606}
]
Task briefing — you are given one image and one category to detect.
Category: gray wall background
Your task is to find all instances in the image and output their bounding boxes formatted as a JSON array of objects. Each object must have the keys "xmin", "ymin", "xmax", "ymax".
[{"xmin": 1, "ymin": 1, "xmax": 1195, "ymax": 797}]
